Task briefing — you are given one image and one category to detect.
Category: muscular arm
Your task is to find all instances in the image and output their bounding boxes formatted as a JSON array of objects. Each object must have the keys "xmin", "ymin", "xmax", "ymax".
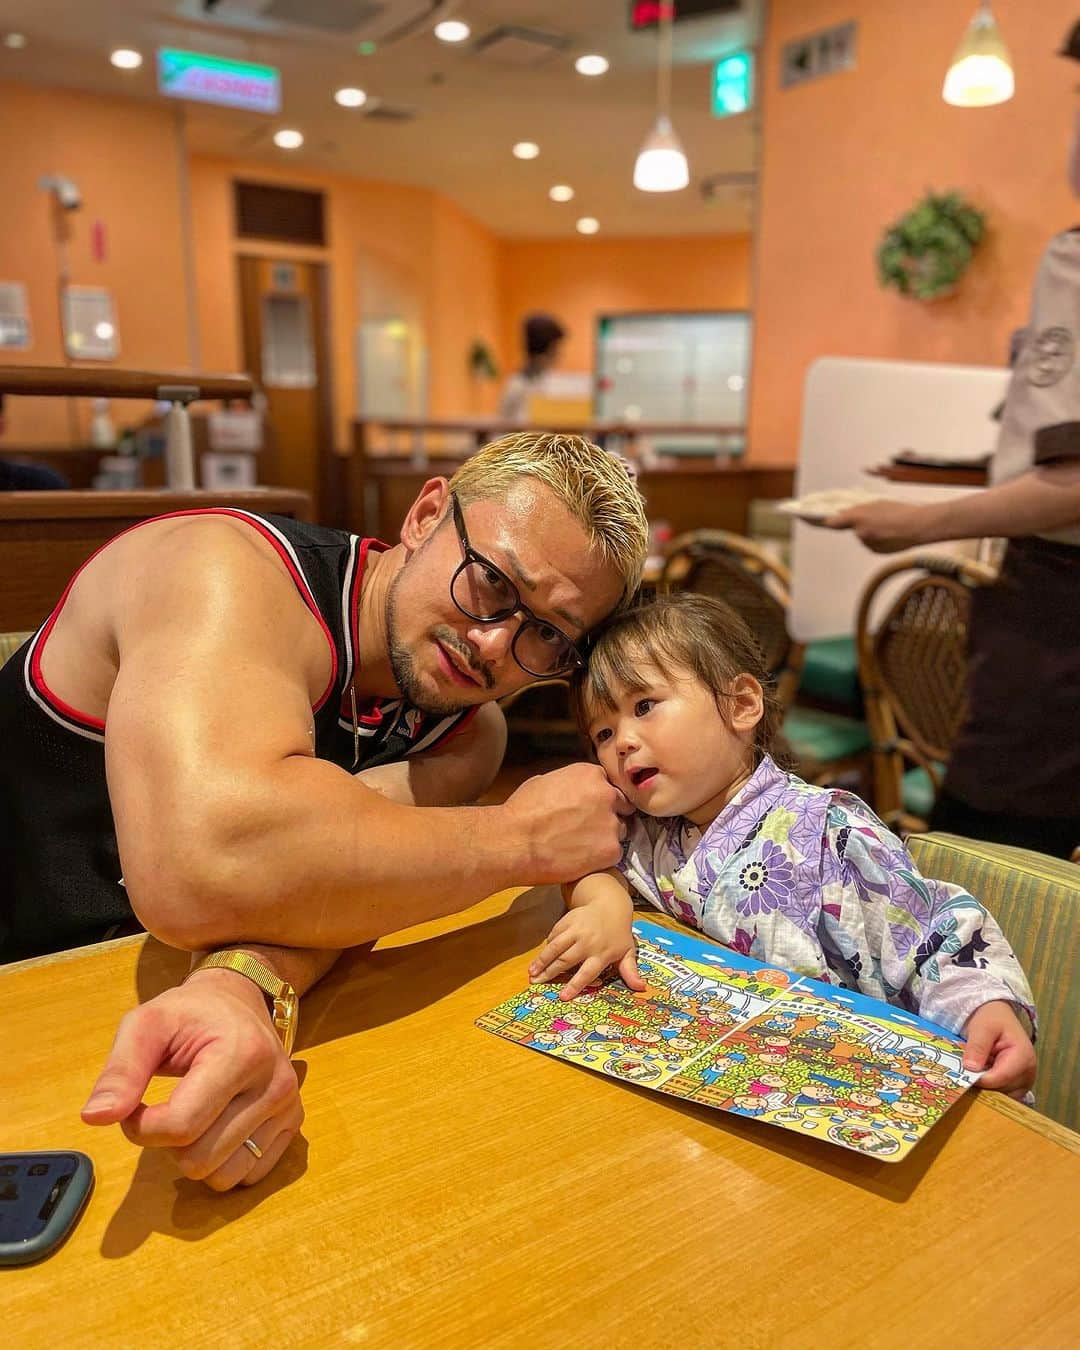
[
  {"xmin": 101, "ymin": 529, "xmax": 607, "ymax": 952},
  {"xmin": 186, "ymin": 704, "xmax": 509, "ymax": 996}
]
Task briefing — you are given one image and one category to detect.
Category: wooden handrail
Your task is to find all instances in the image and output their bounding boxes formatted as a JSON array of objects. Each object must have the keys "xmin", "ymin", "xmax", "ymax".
[
  {"xmin": 0, "ymin": 365, "xmax": 254, "ymax": 401},
  {"xmin": 353, "ymin": 415, "xmax": 744, "ymax": 439}
]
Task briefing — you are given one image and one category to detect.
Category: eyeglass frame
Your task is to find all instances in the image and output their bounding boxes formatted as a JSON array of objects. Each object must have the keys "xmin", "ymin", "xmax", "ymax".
[{"xmin": 448, "ymin": 492, "xmax": 586, "ymax": 678}]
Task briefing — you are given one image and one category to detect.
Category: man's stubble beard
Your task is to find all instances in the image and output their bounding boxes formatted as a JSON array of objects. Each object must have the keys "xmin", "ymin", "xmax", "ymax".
[{"xmin": 384, "ymin": 566, "xmax": 473, "ymax": 717}]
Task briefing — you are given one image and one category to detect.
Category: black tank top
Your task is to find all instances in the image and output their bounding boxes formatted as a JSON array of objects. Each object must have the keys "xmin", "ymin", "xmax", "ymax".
[{"xmin": 0, "ymin": 509, "xmax": 475, "ymax": 961}]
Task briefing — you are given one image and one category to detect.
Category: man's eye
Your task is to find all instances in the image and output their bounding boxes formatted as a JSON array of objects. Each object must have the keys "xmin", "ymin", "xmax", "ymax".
[
  {"xmin": 634, "ymin": 698, "xmax": 654, "ymax": 716},
  {"xmin": 482, "ymin": 567, "xmax": 505, "ymax": 589}
]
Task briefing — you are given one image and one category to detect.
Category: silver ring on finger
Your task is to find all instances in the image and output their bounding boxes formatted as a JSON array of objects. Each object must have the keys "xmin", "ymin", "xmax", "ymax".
[{"xmin": 242, "ymin": 1137, "xmax": 263, "ymax": 1159}]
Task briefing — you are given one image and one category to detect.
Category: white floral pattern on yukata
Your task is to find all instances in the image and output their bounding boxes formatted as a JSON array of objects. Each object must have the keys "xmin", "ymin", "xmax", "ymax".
[{"xmin": 618, "ymin": 756, "xmax": 1036, "ymax": 1036}]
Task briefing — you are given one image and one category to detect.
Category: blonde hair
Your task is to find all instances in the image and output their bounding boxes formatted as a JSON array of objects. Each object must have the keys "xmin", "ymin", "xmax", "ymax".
[{"xmin": 449, "ymin": 431, "xmax": 648, "ymax": 600}]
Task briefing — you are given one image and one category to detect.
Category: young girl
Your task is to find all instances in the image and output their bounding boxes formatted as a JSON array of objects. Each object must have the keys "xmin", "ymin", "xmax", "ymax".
[{"xmin": 528, "ymin": 593, "xmax": 1037, "ymax": 1096}]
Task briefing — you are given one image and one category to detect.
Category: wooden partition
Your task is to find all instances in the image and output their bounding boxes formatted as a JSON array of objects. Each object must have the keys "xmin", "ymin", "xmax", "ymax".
[
  {"xmin": 348, "ymin": 418, "xmax": 793, "ymax": 541},
  {"xmin": 0, "ymin": 488, "xmax": 311, "ymax": 631}
]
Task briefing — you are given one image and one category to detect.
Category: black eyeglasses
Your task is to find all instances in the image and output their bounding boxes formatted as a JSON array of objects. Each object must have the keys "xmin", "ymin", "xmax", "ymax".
[{"xmin": 449, "ymin": 493, "xmax": 585, "ymax": 678}]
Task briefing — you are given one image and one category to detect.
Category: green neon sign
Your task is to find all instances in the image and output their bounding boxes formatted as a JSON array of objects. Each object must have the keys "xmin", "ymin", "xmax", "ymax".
[
  {"xmin": 712, "ymin": 50, "xmax": 753, "ymax": 117},
  {"xmin": 157, "ymin": 48, "xmax": 281, "ymax": 114}
]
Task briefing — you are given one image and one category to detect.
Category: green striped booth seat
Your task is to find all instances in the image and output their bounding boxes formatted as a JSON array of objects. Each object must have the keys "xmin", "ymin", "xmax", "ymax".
[
  {"xmin": 907, "ymin": 832, "xmax": 1080, "ymax": 1133},
  {"xmin": 0, "ymin": 632, "xmax": 33, "ymax": 666}
]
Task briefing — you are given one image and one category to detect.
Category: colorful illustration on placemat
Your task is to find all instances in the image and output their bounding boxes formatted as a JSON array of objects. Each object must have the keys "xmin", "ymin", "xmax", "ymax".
[{"xmin": 477, "ymin": 919, "xmax": 976, "ymax": 1162}]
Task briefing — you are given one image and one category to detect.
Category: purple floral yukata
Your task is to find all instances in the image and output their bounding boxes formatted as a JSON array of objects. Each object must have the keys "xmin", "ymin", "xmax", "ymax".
[{"xmin": 618, "ymin": 756, "xmax": 1036, "ymax": 1036}]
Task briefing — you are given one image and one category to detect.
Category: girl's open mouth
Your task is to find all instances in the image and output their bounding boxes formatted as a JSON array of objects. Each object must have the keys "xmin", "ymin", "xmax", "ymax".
[{"xmin": 630, "ymin": 767, "xmax": 658, "ymax": 787}]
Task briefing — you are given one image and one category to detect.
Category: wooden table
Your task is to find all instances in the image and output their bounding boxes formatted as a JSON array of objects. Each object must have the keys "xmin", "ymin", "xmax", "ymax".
[
  {"xmin": 0, "ymin": 488, "xmax": 312, "ymax": 632},
  {"xmin": 4, "ymin": 887, "xmax": 1078, "ymax": 1347}
]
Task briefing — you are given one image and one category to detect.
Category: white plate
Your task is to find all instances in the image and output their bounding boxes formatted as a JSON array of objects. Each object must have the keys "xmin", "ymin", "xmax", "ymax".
[{"xmin": 777, "ymin": 487, "xmax": 880, "ymax": 523}]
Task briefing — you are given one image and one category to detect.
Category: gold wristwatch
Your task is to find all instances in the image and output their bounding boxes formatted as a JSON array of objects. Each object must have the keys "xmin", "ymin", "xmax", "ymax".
[{"xmin": 187, "ymin": 951, "xmax": 299, "ymax": 1056}]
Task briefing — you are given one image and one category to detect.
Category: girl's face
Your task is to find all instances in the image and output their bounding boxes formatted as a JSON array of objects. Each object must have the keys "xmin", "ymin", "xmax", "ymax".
[{"xmin": 585, "ymin": 657, "xmax": 763, "ymax": 826}]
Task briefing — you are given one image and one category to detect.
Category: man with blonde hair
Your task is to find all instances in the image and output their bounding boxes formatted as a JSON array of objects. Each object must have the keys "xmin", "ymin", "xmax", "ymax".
[{"xmin": 0, "ymin": 432, "xmax": 647, "ymax": 1189}]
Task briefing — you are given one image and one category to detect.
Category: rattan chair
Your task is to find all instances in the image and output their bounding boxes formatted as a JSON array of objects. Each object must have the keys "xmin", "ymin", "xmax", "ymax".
[
  {"xmin": 856, "ymin": 553, "xmax": 998, "ymax": 832},
  {"xmin": 659, "ymin": 530, "xmax": 805, "ymax": 708},
  {"xmin": 660, "ymin": 530, "xmax": 870, "ymax": 785}
]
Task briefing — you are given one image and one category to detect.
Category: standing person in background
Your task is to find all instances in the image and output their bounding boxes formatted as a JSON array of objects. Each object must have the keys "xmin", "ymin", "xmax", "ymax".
[
  {"xmin": 823, "ymin": 33, "xmax": 1080, "ymax": 859},
  {"xmin": 498, "ymin": 313, "xmax": 567, "ymax": 421}
]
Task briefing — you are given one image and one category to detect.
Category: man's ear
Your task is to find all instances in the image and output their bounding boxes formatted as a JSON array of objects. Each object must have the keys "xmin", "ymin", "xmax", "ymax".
[
  {"xmin": 400, "ymin": 477, "xmax": 451, "ymax": 556},
  {"xmin": 728, "ymin": 674, "xmax": 764, "ymax": 734}
]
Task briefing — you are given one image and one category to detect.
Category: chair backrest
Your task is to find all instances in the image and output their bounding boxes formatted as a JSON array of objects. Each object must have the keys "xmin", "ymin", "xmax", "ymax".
[
  {"xmin": 856, "ymin": 554, "xmax": 996, "ymax": 825},
  {"xmin": 660, "ymin": 530, "xmax": 804, "ymax": 708},
  {"xmin": 907, "ymin": 831, "xmax": 1080, "ymax": 1133},
  {"xmin": 0, "ymin": 631, "xmax": 32, "ymax": 666}
]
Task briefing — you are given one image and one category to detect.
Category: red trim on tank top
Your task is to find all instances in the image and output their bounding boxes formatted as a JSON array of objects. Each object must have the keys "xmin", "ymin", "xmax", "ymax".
[{"xmin": 30, "ymin": 508, "xmax": 340, "ymax": 729}]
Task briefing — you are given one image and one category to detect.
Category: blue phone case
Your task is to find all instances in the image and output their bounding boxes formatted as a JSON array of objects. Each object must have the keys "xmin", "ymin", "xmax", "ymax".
[{"xmin": 0, "ymin": 1151, "xmax": 94, "ymax": 1266}]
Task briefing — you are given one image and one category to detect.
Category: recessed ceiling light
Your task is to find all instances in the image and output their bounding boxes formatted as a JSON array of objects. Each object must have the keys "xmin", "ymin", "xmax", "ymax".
[
  {"xmin": 4, "ymin": 32, "xmax": 28, "ymax": 50},
  {"xmin": 94, "ymin": 321, "xmax": 115, "ymax": 341},
  {"xmin": 334, "ymin": 87, "xmax": 367, "ymax": 108},
  {"xmin": 110, "ymin": 48, "xmax": 143, "ymax": 70},
  {"xmin": 434, "ymin": 20, "xmax": 470, "ymax": 43},
  {"xmin": 273, "ymin": 129, "xmax": 304, "ymax": 150},
  {"xmin": 575, "ymin": 54, "xmax": 609, "ymax": 76},
  {"xmin": 513, "ymin": 141, "xmax": 540, "ymax": 160},
  {"xmin": 549, "ymin": 184, "xmax": 574, "ymax": 202},
  {"xmin": 576, "ymin": 217, "xmax": 599, "ymax": 235}
]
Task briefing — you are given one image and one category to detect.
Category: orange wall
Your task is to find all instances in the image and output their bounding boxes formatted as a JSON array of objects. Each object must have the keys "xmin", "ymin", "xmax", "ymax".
[
  {"xmin": 499, "ymin": 235, "xmax": 752, "ymax": 375},
  {"xmin": 0, "ymin": 82, "xmax": 506, "ymax": 451},
  {"xmin": 0, "ymin": 83, "xmax": 190, "ymax": 444},
  {"xmin": 748, "ymin": 0, "xmax": 1079, "ymax": 463}
]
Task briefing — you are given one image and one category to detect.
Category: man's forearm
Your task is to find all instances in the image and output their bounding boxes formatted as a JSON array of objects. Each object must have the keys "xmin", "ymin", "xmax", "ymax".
[
  {"xmin": 917, "ymin": 462, "xmax": 1080, "ymax": 542},
  {"xmin": 128, "ymin": 762, "xmax": 532, "ymax": 952},
  {"xmin": 187, "ymin": 943, "xmax": 345, "ymax": 998}
]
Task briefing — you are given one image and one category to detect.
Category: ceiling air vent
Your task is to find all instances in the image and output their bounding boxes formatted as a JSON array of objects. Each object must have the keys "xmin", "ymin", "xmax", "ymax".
[
  {"xmin": 234, "ymin": 181, "xmax": 326, "ymax": 245},
  {"xmin": 472, "ymin": 26, "xmax": 571, "ymax": 68},
  {"xmin": 180, "ymin": 0, "xmax": 447, "ymax": 44},
  {"xmin": 261, "ymin": 0, "xmax": 383, "ymax": 32}
]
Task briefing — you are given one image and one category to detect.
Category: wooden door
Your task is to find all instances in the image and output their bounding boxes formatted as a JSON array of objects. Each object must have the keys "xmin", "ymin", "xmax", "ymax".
[{"xmin": 237, "ymin": 256, "xmax": 338, "ymax": 523}]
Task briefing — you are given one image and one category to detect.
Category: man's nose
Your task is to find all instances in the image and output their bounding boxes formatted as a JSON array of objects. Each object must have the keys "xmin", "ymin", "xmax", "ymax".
[{"xmin": 466, "ymin": 619, "xmax": 516, "ymax": 669}]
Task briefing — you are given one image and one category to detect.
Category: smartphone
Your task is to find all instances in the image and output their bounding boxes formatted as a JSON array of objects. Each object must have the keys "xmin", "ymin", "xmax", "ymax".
[{"xmin": 0, "ymin": 1151, "xmax": 94, "ymax": 1266}]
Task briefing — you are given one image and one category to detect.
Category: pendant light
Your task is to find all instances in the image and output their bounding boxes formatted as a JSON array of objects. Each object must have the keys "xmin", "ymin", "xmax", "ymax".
[
  {"xmin": 942, "ymin": 1, "xmax": 1014, "ymax": 108},
  {"xmin": 634, "ymin": 3, "xmax": 689, "ymax": 192}
]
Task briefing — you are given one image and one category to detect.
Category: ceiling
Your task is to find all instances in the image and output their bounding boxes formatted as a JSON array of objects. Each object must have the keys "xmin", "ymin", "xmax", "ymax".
[{"xmin": 0, "ymin": 0, "xmax": 762, "ymax": 237}]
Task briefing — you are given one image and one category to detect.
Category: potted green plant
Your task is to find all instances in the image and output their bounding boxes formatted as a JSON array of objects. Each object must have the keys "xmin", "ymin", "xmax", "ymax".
[{"xmin": 877, "ymin": 191, "xmax": 986, "ymax": 300}]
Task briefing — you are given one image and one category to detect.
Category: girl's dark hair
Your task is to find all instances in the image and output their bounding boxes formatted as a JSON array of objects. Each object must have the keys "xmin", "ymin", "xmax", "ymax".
[{"xmin": 571, "ymin": 592, "xmax": 786, "ymax": 766}]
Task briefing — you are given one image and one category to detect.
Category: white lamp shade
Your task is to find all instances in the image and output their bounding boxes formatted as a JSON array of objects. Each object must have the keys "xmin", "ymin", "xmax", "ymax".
[
  {"xmin": 942, "ymin": 5, "xmax": 1014, "ymax": 107},
  {"xmin": 942, "ymin": 53, "xmax": 1014, "ymax": 106},
  {"xmin": 633, "ymin": 115, "xmax": 690, "ymax": 192}
]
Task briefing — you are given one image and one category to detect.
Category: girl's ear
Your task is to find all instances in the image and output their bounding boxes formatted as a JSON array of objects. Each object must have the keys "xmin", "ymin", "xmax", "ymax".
[{"xmin": 728, "ymin": 674, "xmax": 764, "ymax": 734}]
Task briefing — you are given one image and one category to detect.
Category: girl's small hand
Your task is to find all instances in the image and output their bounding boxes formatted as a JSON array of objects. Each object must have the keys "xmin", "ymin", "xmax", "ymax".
[
  {"xmin": 528, "ymin": 901, "xmax": 644, "ymax": 1002},
  {"xmin": 962, "ymin": 1000, "xmax": 1037, "ymax": 1097}
]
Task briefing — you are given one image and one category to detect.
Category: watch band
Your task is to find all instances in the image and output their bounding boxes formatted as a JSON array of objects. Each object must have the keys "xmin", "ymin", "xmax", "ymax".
[
  {"xmin": 192, "ymin": 950, "xmax": 289, "ymax": 999},
  {"xmin": 186, "ymin": 950, "xmax": 298, "ymax": 1055}
]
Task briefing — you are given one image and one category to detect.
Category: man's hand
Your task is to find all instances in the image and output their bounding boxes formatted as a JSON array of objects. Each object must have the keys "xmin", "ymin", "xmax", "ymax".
[
  {"xmin": 81, "ymin": 968, "xmax": 303, "ymax": 1191},
  {"xmin": 502, "ymin": 763, "xmax": 633, "ymax": 883},
  {"xmin": 962, "ymin": 1000, "xmax": 1037, "ymax": 1098},
  {"xmin": 528, "ymin": 892, "xmax": 644, "ymax": 1001},
  {"xmin": 822, "ymin": 500, "xmax": 934, "ymax": 553}
]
